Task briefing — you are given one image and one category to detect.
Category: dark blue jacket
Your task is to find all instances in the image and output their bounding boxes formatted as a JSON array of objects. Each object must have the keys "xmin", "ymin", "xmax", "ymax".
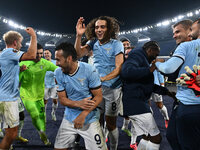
[{"xmin": 121, "ymin": 48, "xmax": 154, "ymax": 116}]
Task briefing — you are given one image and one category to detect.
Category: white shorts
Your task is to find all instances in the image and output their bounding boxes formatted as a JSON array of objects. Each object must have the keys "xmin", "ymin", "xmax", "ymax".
[
  {"xmin": 129, "ymin": 113, "xmax": 160, "ymax": 136},
  {"xmin": 54, "ymin": 119, "xmax": 107, "ymax": 150},
  {"xmin": 150, "ymin": 93, "xmax": 163, "ymax": 102},
  {"xmin": 44, "ymin": 87, "xmax": 58, "ymax": 100},
  {"xmin": 99, "ymin": 86, "xmax": 122, "ymax": 116},
  {"xmin": 0, "ymin": 100, "xmax": 19, "ymax": 128}
]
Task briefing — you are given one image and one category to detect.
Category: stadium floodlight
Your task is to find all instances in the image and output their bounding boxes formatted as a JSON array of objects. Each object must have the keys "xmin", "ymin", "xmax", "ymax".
[
  {"xmin": 8, "ymin": 20, "xmax": 20, "ymax": 28},
  {"xmin": 177, "ymin": 15, "xmax": 184, "ymax": 20},
  {"xmin": 156, "ymin": 23, "xmax": 162, "ymax": 27},
  {"xmin": 138, "ymin": 37, "xmax": 150, "ymax": 42},
  {"xmin": 171, "ymin": 17, "xmax": 178, "ymax": 22},
  {"xmin": 162, "ymin": 20, "xmax": 170, "ymax": 26},
  {"xmin": 195, "ymin": 10, "xmax": 199, "ymax": 15},
  {"xmin": 187, "ymin": 12, "xmax": 193, "ymax": 17},
  {"xmin": 3, "ymin": 18, "xmax": 8, "ymax": 23}
]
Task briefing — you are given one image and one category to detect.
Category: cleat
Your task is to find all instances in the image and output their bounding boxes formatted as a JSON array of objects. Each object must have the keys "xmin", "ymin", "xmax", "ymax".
[
  {"xmin": 16, "ymin": 136, "xmax": 29, "ymax": 143},
  {"xmin": 121, "ymin": 127, "xmax": 131, "ymax": 137},
  {"xmin": 39, "ymin": 132, "xmax": 51, "ymax": 146},
  {"xmin": 51, "ymin": 111, "xmax": 57, "ymax": 121},
  {"xmin": 130, "ymin": 143, "xmax": 137, "ymax": 150},
  {"xmin": 165, "ymin": 120, "xmax": 169, "ymax": 128},
  {"xmin": 106, "ymin": 137, "xmax": 108, "ymax": 143}
]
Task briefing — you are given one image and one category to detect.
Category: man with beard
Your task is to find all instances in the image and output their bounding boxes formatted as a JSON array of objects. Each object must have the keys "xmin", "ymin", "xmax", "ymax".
[
  {"xmin": 19, "ymin": 43, "xmax": 57, "ymax": 145},
  {"xmin": 156, "ymin": 18, "xmax": 200, "ymax": 150},
  {"xmin": 121, "ymin": 41, "xmax": 162, "ymax": 150},
  {"xmin": 54, "ymin": 42, "xmax": 107, "ymax": 150}
]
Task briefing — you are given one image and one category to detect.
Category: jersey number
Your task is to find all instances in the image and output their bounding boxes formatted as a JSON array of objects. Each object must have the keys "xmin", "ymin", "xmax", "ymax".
[
  {"xmin": 94, "ymin": 134, "xmax": 101, "ymax": 145},
  {"xmin": 112, "ymin": 102, "xmax": 117, "ymax": 111}
]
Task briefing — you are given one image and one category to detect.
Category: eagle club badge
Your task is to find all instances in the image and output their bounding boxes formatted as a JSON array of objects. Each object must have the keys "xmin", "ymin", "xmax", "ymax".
[
  {"xmin": 78, "ymin": 78, "xmax": 85, "ymax": 86},
  {"xmin": 40, "ymin": 65, "xmax": 43, "ymax": 69}
]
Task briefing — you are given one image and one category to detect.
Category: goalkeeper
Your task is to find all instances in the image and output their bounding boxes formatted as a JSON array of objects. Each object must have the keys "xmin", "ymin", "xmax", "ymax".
[
  {"xmin": 20, "ymin": 43, "xmax": 58, "ymax": 145},
  {"xmin": 155, "ymin": 18, "xmax": 200, "ymax": 150}
]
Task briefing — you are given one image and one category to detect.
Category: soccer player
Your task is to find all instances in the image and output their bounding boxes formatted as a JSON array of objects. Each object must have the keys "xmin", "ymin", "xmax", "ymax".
[
  {"xmin": 75, "ymin": 16, "xmax": 124, "ymax": 150},
  {"xmin": 54, "ymin": 42, "xmax": 107, "ymax": 150},
  {"xmin": 19, "ymin": 43, "xmax": 58, "ymax": 145},
  {"xmin": 156, "ymin": 18, "xmax": 200, "ymax": 150},
  {"xmin": 0, "ymin": 27, "xmax": 37, "ymax": 149},
  {"xmin": 44, "ymin": 49, "xmax": 58, "ymax": 121}
]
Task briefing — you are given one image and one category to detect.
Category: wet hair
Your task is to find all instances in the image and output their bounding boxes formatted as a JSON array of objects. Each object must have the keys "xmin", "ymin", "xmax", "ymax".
[
  {"xmin": 85, "ymin": 16, "xmax": 120, "ymax": 42},
  {"xmin": 172, "ymin": 19, "xmax": 193, "ymax": 30},
  {"xmin": 143, "ymin": 41, "xmax": 160, "ymax": 51},
  {"xmin": 55, "ymin": 42, "xmax": 77, "ymax": 61},
  {"xmin": 3, "ymin": 31, "xmax": 23, "ymax": 45},
  {"xmin": 37, "ymin": 43, "xmax": 43, "ymax": 50}
]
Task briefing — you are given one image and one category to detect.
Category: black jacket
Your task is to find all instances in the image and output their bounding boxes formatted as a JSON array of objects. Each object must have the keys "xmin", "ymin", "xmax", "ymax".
[{"xmin": 121, "ymin": 48, "xmax": 154, "ymax": 116}]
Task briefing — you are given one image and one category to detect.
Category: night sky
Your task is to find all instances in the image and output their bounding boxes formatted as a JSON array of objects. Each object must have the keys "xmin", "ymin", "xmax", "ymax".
[{"xmin": 0, "ymin": 0, "xmax": 200, "ymax": 34}]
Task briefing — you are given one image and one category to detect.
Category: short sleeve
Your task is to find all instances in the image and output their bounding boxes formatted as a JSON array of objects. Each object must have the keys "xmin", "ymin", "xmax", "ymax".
[
  {"xmin": 54, "ymin": 68, "xmax": 65, "ymax": 92},
  {"xmin": 88, "ymin": 66, "xmax": 101, "ymax": 89}
]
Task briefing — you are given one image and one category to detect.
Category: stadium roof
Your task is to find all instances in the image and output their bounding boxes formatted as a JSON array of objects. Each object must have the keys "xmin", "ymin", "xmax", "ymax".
[{"xmin": 0, "ymin": 0, "xmax": 200, "ymax": 55}]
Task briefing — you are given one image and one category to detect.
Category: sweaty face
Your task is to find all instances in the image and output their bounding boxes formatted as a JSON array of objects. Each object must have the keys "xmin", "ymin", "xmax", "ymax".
[
  {"xmin": 95, "ymin": 20, "xmax": 107, "ymax": 42},
  {"xmin": 44, "ymin": 50, "xmax": 52, "ymax": 60},
  {"xmin": 36, "ymin": 49, "xmax": 43, "ymax": 62},
  {"xmin": 173, "ymin": 24, "xmax": 191, "ymax": 45},
  {"xmin": 55, "ymin": 50, "xmax": 71, "ymax": 74},
  {"xmin": 189, "ymin": 22, "xmax": 200, "ymax": 40}
]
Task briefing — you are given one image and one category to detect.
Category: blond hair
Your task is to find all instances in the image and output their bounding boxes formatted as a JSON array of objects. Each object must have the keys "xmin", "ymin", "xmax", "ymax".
[{"xmin": 3, "ymin": 31, "xmax": 23, "ymax": 45}]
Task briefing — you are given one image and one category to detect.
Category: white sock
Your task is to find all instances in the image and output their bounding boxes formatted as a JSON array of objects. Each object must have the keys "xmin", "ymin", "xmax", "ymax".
[
  {"xmin": 137, "ymin": 138, "xmax": 149, "ymax": 150},
  {"xmin": 108, "ymin": 128, "xmax": 119, "ymax": 150},
  {"xmin": 18, "ymin": 120, "xmax": 24, "ymax": 137},
  {"xmin": 159, "ymin": 105, "xmax": 169, "ymax": 120},
  {"xmin": 122, "ymin": 119, "xmax": 130, "ymax": 130},
  {"xmin": 130, "ymin": 126, "xmax": 137, "ymax": 145},
  {"xmin": 146, "ymin": 141, "xmax": 160, "ymax": 150},
  {"xmin": 52, "ymin": 103, "xmax": 58, "ymax": 113}
]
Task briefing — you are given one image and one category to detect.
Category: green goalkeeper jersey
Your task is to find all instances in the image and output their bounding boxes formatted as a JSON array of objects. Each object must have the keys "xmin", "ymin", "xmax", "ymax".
[{"xmin": 19, "ymin": 58, "xmax": 58, "ymax": 101}]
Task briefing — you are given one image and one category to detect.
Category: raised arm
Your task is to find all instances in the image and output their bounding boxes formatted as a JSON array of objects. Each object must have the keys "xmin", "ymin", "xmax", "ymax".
[
  {"xmin": 74, "ymin": 17, "xmax": 90, "ymax": 58},
  {"xmin": 20, "ymin": 27, "xmax": 37, "ymax": 61}
]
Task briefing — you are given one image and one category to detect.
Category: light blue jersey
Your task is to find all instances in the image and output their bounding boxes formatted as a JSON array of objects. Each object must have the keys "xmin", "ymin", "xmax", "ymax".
[
  {"xmin": 154, "ymin": 70, "xmax": 164, "ymax": 86},
  {"xmin": 173, "ymin": 39, "xmax": 200, "ymax": 104},
  {"xmin": 0, "ymin": 48, "xmax": 24, "ymax": 101},
  {"xmin": 45, "ymin": 59, "xmax": 57, "ymax": 88},
  {"xmin": 156, "ymin": 39, "xmax": 200, "ymax": 104},
  {"xmin": 87, "ymin": 39, "xmax": 124, "ymax": 88},
  {"xmin": 55, "ymin": 62, "xmax": 101, "ymax": 124}
]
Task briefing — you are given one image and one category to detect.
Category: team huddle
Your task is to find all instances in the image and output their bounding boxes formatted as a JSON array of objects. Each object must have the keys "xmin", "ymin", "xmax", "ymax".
[{"xmin": 0, "ymin": 16, "xmax": 200, "ymax": 150}]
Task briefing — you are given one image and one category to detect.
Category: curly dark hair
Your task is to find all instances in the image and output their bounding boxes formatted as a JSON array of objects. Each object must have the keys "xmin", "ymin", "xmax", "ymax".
[{"xmin": 85, "ymin": 16, "xmax": 120, "ymax": 42}]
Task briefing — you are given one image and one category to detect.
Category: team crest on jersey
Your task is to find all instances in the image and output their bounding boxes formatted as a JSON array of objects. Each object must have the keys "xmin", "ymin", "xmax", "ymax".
[
  {"xmin": 40, "ymin": 65, "xmax": 44, "ymax": 69},
  {"xmin": 104, "ymin": 48, "xmax": 112, "ymax": 54},
  {"xmin": 78, "ymin": 78, "xmax": 85, "ymax": 86}
]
